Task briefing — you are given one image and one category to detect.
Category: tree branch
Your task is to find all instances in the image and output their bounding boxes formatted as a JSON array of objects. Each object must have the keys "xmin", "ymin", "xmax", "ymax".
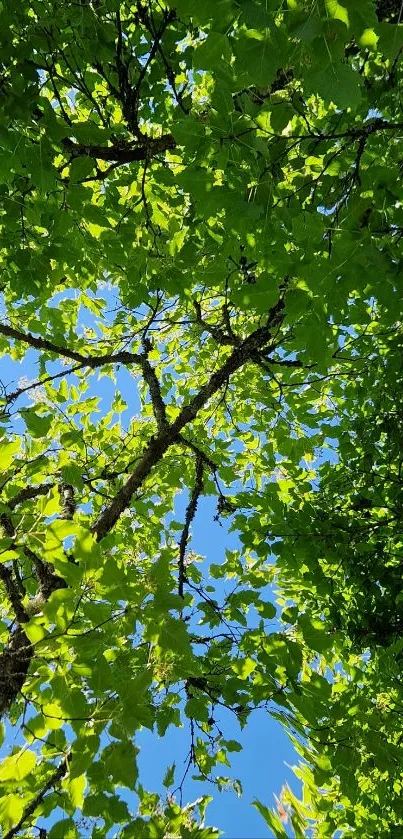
[
  {"xmin": 139, "ymin": 342, "xmax": 168, "ymax": 430},
  {"xmin": 178, "ymin": 436, "xmax": 218, "ymax": 473},
  {"xmin": 1, "ymin": 321, "xmax": 170, "ymax": 432},
  {"xmin": 5, "ymin": 364, "xmax": 83, "ymax": 405},
  {"xmin": 0, "ymin": 544, "xmax": 66, "ymax": 720},
  {"xmin": 0, "ymin": 627, "xmax": 32, "ymax": 721},
  {"xmin": 128, "ymin": 7, "xmax": 176, "ymax": 133},
  {"xmin": 23, "ymin": 546, "xmax": 66, "ymax": 600},
  {"xmin": 6, "ymin": 484, "xmax": 55, "ymax": 511},
  {"xmin": 178, "ymin": 455, "xmax": 204, "ymax": 598},
  {"xmin": 92, "ymin": 300, "xmax": 286, "ymax": 541},
  {"xmin": 0, "ymin": 565, "xmax": 29, "ymax": 623},
  {"xmin": 3, "ymin": 754, "xmax": 69, "ymax": 839},
  {"xmin": 59, "ymin": 484, "xmax": 76, "ymax": 520},
  {"xmin": 0, "ymin": 508, "xmax": 66, "ymax": 721},
  {"xmin": 193, "ymin": 301, "xmax": 238, "ymax": 346},
  {"xmin": 0, "ymin": 322, "xmax": 142, "ymax": 367},
  {"xmin": 62, "ymin": 134, "xmax": 175, "ymax": 163}
]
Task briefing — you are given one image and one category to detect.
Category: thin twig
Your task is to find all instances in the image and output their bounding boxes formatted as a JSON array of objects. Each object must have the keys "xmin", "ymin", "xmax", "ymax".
[{"xmin": 178, "ymin": 455, "xmax": 204, "ymax": 598}]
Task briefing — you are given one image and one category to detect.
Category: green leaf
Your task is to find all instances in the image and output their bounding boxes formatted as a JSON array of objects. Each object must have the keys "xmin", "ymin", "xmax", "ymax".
[
  {"xmin": 0, "ymin": 440, "xmax": 20, "ymax": 470},
  {"xmin": 64, "ymin": 774, "xmax": 86, "ymax": 809},
  {"xmin": 104, "ymin": 741, "xmax": 139, "ymax": 789},
  {"xmin": 20, "ymin": 408, "xmax": 53, "ymax": 437},
  {"xmin": 253, "ymin": 800, "xmax": 289, "ymax": 839},
  {"xmin": 185, "ymin": 697, "xmax": 210, "ymax": 722},
  {"xmin": 225, "ymin": 739, "xmax": 242, "ymax": 753},
  {"xmin": 193, "ymin": 34, "xmax": 230, "ymax": 69},
  {"xmin": 69, "ymin": 156, "xmax": 96, "ymax": 183},
  {"xmin": 0, "ymin": 795, "xmax": 23, "ymax": 833},
  {"xmin": 70, "ymin": 735, "xmax": 100, "ymax": 779},
  {"xmin": 234, "ymin": 30, "xmax": 283, "ymax": 86},
  {"xmin": 305, "ymin": 60, "xmax": 362, "ymax": 108},
  {"xmin": 162, "ymin": 762, "xmax": 176, "ymax": 787},
  {"xmin": 0, "ymin": 749, "xmax": 36, "ymax": 781},
  {"xmin": 232, "ymin": 658, "xmax": 257, "ymax": 680},
  {"xmin": 298, "ymin": 615, "xmax": 333, "ymax": 654},
  {"xmin": 256, "ymin": 601, "xmax": 276, "ymax": 619},
  {"xmin": 48, "ymin": 819, "xmax": 77, "ymax": 839}
]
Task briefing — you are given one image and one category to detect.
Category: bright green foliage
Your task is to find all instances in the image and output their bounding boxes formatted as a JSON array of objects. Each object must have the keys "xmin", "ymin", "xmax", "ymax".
[
  {"xmin": 0, "ymin": 0, "xmax": 402, "ymax": 836},
  {"xmin": 264, "ymin": 328, "xmax": 403, "ymax": 835}
]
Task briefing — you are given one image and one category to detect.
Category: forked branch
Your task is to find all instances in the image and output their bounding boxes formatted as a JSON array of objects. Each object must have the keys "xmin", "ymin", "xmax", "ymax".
[{"xmin": 93, "ymin": 296, "xmax": 288, "ymax": 541}]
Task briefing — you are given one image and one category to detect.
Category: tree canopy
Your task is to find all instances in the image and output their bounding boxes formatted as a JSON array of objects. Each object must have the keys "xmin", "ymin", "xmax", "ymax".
[{"xmin": 0, "ymin": 0, "xmax": 402, "ymax": 836}]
